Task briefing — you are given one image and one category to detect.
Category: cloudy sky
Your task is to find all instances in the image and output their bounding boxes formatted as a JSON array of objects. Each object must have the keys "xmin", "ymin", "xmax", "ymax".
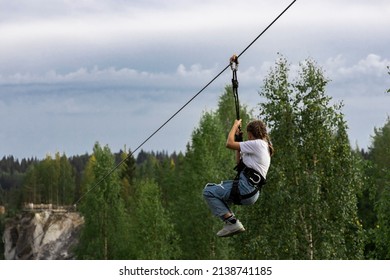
[{"xmin": 1, "ymin": 0, "xmax": 389, "ymax": 159}]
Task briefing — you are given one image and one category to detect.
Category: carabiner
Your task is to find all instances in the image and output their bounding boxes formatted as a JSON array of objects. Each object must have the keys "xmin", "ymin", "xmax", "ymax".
[
  {"xmin": 249, "ymin": 173, "xmax": 261, "ymax": 185},
  {"xmin": 230, "ymin": 54, "xmax": 239, "ymax": 71}
]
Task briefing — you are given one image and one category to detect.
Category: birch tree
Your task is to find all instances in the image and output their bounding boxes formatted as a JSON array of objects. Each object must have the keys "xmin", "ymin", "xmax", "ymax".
[{"xmin": 234, "ymin": 56, "xmax": 364, "ymax": 259}]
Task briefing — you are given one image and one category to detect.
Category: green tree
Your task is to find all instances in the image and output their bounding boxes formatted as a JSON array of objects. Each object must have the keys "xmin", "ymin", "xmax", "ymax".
[
  {"xmin": 367, "ymin": 117, "xmax": 390, "ymax": 259},
  {"xmin": 126, "ymin": 179, "xmax": 181, "ymax": 259},
  {"xmin": 76, "ymin": 142, "xmax": 130, "ymax": 259},
  {"xmin": 23, "ymin": 164, "xmax": 39, "ymax": 203},
  {"xmin": 154, "ymin": 154, "xmax": 176, "ymax": 207},
  {"xmin": 177, "ymin": 111, "xmax": 231, "ymax": 259},
  {"xmin": 57, "ymin": 153, "xmax": 74, "ymax": 205},
  {"xmin": 170, "ymin": 85, "xmax": 251, "ymax": 259},
  {"xmin": 118, "ymin": 149, "xmax": 136, "ymax": 207},
  {"xmin": 375, "ymin": 185, "xmax": 390, "ymax": 259},
  {"xmin": 234, "ymin": 56, "xmax": 364, "ymax": 259},
  {"xmin": 39, "ymin": 155, "xmax": 57, "ymax": 203},
  {"xmin": 22, "ymin": 153, "xmax": 75, "ymax": 205},
  {"xmin": 369, "ymin": 117, "xmax": 390, "ymax": 188}
]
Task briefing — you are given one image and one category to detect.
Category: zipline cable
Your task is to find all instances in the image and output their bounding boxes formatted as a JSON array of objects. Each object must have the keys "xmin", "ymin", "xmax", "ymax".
[{"xmin": 76, "ymin": 0, "xmax": 297, "ymax": 205}]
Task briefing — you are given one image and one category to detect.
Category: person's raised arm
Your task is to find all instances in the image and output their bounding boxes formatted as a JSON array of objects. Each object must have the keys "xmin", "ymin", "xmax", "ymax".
[{"xmin": 226, "ymin": 119, "xmax": 242, "ymax": 151}]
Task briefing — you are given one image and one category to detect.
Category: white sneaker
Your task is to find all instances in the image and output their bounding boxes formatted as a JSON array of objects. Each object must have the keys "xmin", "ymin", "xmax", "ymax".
[{"xmin": 217, "ymin": 219, "xmax": 245, "ymax": 237}]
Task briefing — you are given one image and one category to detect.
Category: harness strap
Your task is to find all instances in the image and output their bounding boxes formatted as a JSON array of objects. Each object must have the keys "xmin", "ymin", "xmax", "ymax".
[
  {"xmin": 230, "ymin": 55, "xmax": 242, "ymax": 141},
  {"xmin": 230, "ymin": 179, "xmax": 242, "ymax": 205},
  {"xmin": 229, "ymin": 161, "xmax": 266, "ymax": 205},
  {"xmin": 240, "ymin": 187, "xmax": 260, "ymax": 200}
]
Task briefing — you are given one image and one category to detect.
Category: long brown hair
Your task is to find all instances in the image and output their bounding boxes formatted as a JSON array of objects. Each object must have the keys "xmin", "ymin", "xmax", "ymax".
[{"xmin": 246, "ymin": 120, "xmax": 274, "ymax": 156}]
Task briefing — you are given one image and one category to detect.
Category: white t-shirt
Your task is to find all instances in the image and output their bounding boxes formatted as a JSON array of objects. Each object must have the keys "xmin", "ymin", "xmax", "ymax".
[{"xmin": 239, "ymin": 139, "xmax": 271, "ymax": 179}]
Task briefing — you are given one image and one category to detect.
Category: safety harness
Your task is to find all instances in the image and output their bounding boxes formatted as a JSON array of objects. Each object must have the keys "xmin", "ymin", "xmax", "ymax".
[
  {"xmin": 228, "ymin": 55, "xmax": 266, "ymax": 205},
  {"xmin": 230, "ymin": 159, "xmax": 266, "ymax": 205}
]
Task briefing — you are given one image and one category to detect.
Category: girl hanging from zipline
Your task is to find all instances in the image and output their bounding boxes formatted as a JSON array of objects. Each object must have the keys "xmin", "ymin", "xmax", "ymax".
[{"xmin": 203, "ymin": 118, "xmax": 273, "ymax": 237}]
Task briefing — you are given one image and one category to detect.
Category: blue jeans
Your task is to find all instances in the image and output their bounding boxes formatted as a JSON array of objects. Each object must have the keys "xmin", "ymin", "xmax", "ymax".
[{"xmin": 203, "ymin": 172, "xmax": 260, "ymax": 220}]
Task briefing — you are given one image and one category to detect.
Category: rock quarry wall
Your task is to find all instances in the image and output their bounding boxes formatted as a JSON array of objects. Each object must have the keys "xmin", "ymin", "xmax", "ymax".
[{"xmin": 2, "ymin": 210, "xmax": 84, "ymax": 260}]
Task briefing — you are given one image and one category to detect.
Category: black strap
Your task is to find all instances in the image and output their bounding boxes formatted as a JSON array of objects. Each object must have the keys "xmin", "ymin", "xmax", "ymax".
[
  {"xmin": 229, "ymin": 161, "xmax": 266, "ymax": 205},
  {"xmin": 230, "ymin": 179, "xmax": 242, "ymax": 205},
  {"xmin": 230, "ymin": 177, "xmax": 260, "ymax": 205},
  {"xmin": 230, "ymin": 55, "xmax": 240, "ymax": 121},
  {"xmin": 240, "ymin": 188, "xmax": 260, "ymax": 200},
  {"xmin": 230, "ymin": 55, "xmax": 243, "ymax": 141}
]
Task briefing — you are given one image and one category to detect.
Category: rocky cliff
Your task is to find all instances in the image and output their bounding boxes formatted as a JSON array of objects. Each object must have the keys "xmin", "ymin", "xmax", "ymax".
[{"xmin": 2, "ymin": 210, "xmax": 84, "ymax": 260}]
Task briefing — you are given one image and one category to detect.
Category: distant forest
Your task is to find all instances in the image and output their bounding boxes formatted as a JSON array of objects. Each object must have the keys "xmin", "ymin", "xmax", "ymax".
[
  {"xmin": 0, "ymin": 149, "xmax": 181, "ymax": 210},
  {"xmin": 1, "ymin": 57, "xmax": 389, "ymax": 260}
]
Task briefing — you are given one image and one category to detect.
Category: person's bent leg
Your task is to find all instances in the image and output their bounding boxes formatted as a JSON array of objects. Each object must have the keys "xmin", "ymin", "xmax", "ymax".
[
  {"xmin": 203, "ymin": 182, "xmax": 232, "ymax": 218},
  {"xmin": 203, "ymin": 181, "xmax": 245, "ymax": 237}
]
